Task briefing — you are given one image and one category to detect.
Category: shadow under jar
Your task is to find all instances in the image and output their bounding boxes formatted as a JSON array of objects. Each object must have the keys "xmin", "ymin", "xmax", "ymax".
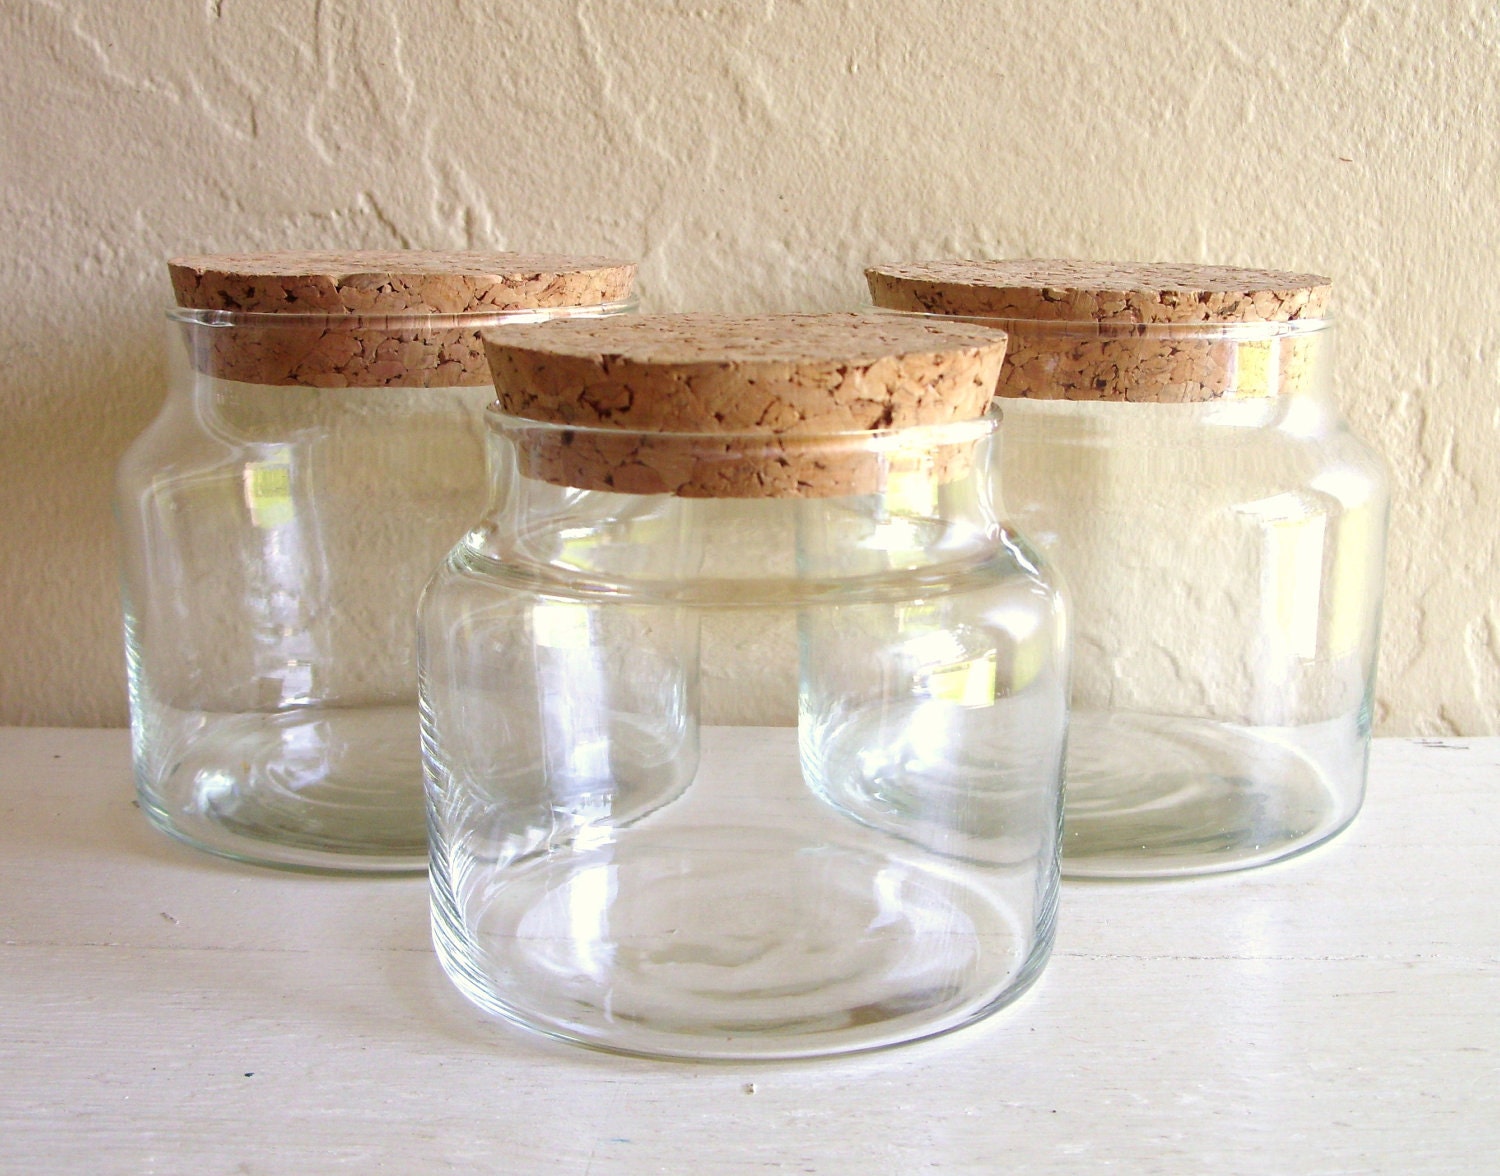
[
  {"xmin": 117, "ymin": 251, "xmax": 637, "ymax": 873},
  {"xmin": 419, "ymin": 313, "xmax": 1070, "ymax": 1059},
  {"xmin": 868, "ymin": 260, "xmax": 1390, "ymax": 878}
]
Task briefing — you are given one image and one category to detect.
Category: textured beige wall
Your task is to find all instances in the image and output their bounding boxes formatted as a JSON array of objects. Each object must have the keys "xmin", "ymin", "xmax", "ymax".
[{"xmin": 1, "ymin": 0, "xmax": 1496, "ymax": 731}]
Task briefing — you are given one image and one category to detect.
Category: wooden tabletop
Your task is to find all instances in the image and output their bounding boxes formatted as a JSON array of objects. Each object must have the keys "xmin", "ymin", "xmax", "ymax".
[{"xmin": 1, "ymin": 728, "xmax": 1495, "ymax": 1174}]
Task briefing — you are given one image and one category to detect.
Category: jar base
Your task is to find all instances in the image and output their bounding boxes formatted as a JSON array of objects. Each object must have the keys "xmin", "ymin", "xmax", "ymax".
[
  {"xmin": 135, "ymin": 703, "xmax": 428, "ymax": 874},
  {"xmin": 430, "ymin": 730, "xmax": 1053, "ymax": 1060},
  {"xmin": 1061, "ymin": 709, "xmax": 1364, "ymax": 878}
]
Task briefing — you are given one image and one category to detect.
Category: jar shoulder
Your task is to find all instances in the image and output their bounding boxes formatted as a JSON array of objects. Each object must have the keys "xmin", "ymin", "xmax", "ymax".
[
  {"xmin": 1000, "ymin": 396, "xmax": 1389, "ymax": 516},
  {"xmin": 420, "ymin": 525, "xmax": 1061, "ymax": 613},
  {"xmin": 117, "ymin": 397, "xmax": 243, "ymax": 487}
]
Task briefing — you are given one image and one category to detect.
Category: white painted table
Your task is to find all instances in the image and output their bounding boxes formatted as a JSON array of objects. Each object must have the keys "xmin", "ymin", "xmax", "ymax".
[{"xmin": 1, "ymin": 729, "xmax": 1495, "ymax": 1174}]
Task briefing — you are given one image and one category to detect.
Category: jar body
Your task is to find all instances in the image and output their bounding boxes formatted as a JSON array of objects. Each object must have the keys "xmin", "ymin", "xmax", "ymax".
[
  {"xmin": 419, "ymin": 413, "xmax": 1068, "ymax": 1058},
  {"xmin": 932, "ymin": 319, "xmax": 1388, "ymax": 876},
  {"xmin": 117, "ymin": 303, "xmax": 632, "ymax": 871}
]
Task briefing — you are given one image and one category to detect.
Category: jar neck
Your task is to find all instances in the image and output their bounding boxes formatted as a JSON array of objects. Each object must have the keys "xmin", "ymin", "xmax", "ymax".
[
  {"xmin": 996, "ymin": 381, "xmax": 1344, "ymax": 443},
  {"xmin": 870, "ymin": 307, "xmax": 1337, "ymax": 410},
  {"xmin": 465, "ymin": 410, "xmax": 1009, "ymax": 588},
  {"xmin": 159, "ymin": 305, "xmax": 644, "ymax": 447},
  {"xmin": 166, "ymin": 300, "xmax": 636, "ymax": 390}
]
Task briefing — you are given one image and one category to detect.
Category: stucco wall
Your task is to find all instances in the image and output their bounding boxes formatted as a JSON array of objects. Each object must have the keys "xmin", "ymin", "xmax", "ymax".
[{"xmin": 1, "ymin": 0, "xmax": 1496, "ymax": 731}]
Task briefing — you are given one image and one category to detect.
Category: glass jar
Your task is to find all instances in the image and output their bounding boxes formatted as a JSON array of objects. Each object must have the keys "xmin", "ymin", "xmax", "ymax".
[
  {"xmin": 419, "ymin": 313, "xmax": 1069, "ymax": 1058},
  {"xmin": 868, "ymin": 261, "xmax": 1390, "ymax": 878},
  {"xmin": 118, "ymin": 251, "xmax": 637, "ymax": 872}
]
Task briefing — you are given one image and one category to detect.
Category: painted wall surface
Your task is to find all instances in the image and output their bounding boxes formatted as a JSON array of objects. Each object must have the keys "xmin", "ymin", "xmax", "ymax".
[{"xmin": 0, "ymin": 0, "xmax": 1496, "ymax": 731}]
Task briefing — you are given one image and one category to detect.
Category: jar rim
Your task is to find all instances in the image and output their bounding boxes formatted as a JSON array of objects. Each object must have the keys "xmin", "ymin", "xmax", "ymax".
[
  {"xmin": 486, "ymin": 402, "xmax": 1002, "ymax": 447},
  {"xmin": 166, "ymin": 296, "xmax": 640, "ymax": 329},
  {"xmin": 871, "ymin": 308, "xmax": 1331, "ymax": 341}
]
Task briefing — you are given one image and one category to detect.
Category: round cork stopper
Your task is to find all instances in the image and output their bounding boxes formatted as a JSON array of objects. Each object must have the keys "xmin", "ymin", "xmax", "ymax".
[
  {"xmin": 170, "ymin": 250, "xmax": 637, "ymax": 387},
  {"xmin": 865, "ymin": 260, "xmax": 1330, "ymax": 324},
  {"xmin": 866, "ymin": 260, "xmax": 1331, "ymax": 402},
  {"xmin": 482, "ymin": 312, "xmax": 1009, "ymax": 498}
]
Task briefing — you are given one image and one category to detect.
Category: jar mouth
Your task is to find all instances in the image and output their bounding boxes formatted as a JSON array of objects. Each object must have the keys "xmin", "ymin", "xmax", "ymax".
[
  {"xmin": 870, "ymin": 308, "xmax": 1331, "ymax": 342},
  {"xmin": 486, "ymin": 403, "xmax": 1001, "ymax": 447},
  {"xmin": 488, "ymin": 404, "xmax": 1001, "ymax": 500},
  {"xmin": 166, "ymin": 296, "xmax": 640, "ymax": 330}
]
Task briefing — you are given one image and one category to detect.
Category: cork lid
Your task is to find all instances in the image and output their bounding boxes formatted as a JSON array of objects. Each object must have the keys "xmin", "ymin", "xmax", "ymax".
[
  {"xmin": 482, "ymin": 312, "xmax": 1009, "ymax": 497},
  {"xmin": 169, "ymin": 250, "xmax": 636, "ymax": 388},
  {"xmin": 866, "ymin": 261, "xmax": 1331, "ymax": 403},
  {"xmin": 170, "ymin": 250, "xmax": 636, "ymax": 315},
  {"xmin": 865, "ymin": 260, "xmax": 1331, "ymax": 324}
]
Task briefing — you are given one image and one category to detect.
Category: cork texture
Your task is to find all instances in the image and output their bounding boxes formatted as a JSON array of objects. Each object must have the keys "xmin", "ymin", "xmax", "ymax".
[
  {"xmin": 866, "ymin": 261, "xmax": 1331, "ymax": 403},
  {"xmin": 169, "ymin": 251, "xmax": 636, "ymax": 388},
  {"xmin": 482, "ymin": 312, "xmax": 1008, "ymax": 497}
]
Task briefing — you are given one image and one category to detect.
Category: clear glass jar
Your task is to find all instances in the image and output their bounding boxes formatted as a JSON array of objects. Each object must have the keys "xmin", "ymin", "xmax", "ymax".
[
  {"xmin": 118, "ymin": 253, "xmax": 636, "ymax": 872},
  {"xmin": 869, "ymin": 263, "xmax": 1390, "ymax": 877},
  {"xmin": 419, "ymin": 314, "xmax": 1069, "ymax": 1058}
]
